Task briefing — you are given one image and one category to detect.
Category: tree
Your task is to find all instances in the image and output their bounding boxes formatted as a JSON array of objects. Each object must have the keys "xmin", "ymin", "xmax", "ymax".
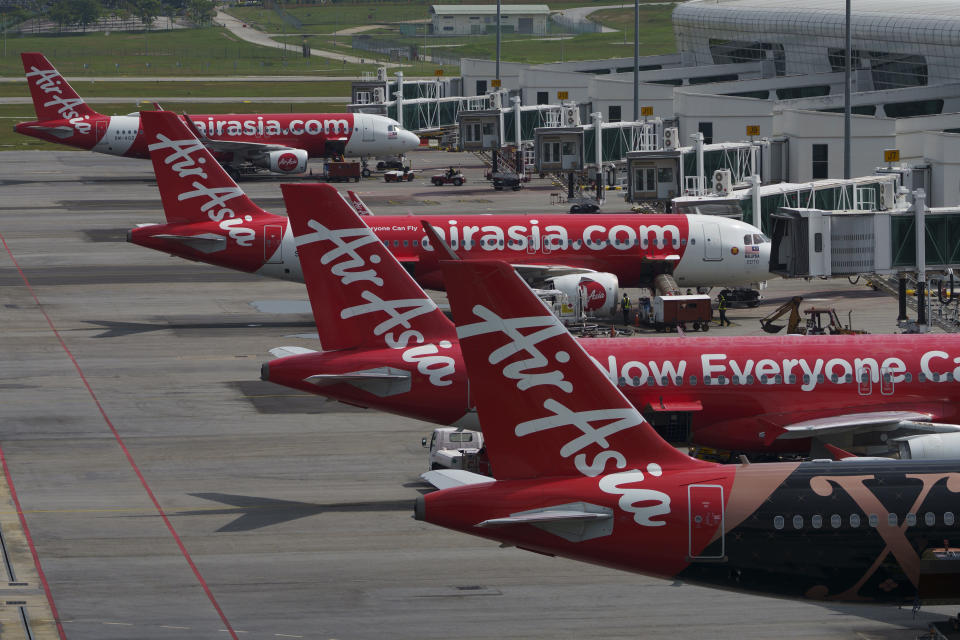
[
  {"xmin": 74, "ymin": 0, "xmax": 102, "ymax": 32},
  {"xmin": 133, "ymin": 0, "xmax": 161, "ymax": 29},
  {"xmin": 48, "ymin": 0, "xmax": 73, "ymax": 31},
  {"xmin": 187, "ymin": 0, "xmax": 214, "ymax": 26}
]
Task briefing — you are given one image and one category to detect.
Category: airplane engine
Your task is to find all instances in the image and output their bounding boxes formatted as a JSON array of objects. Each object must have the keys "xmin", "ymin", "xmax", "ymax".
[
  {"xmin": 896, "ymin": 432, "xmax": 960, "ymax": 459},
  {"xmin": 266, "ymin": 149, "xmax": 308, "ymax": 174},
  {"xmin": 546, "ymin": 273, "xmax": 618, "ymax": 318}
]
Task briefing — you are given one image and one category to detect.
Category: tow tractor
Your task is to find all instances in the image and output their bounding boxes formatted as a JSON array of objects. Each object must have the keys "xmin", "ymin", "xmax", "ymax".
[
  {"xmin": 432, "ymin": 168, "xmax": 465, "ymax": 186},
  {"xmin": 384, "ymin": 167, "xmax": 418, "ymax": 182}
]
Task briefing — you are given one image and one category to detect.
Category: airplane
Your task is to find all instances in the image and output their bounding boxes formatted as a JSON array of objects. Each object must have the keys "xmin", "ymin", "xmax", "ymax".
[
  {"xmin": 415, "ymin": 257, "xmax": 960, "ymax": 605},
  {"xmin": 128, "ymin": 110, "xmax": 773, "ymax": 296},
  {"xmin": 13, "ymin": 52, "xmax": 420, "ymax": 177},
  {"xmin": 263, "ymin": 182, "xmax": 960, "ymax": 459}
]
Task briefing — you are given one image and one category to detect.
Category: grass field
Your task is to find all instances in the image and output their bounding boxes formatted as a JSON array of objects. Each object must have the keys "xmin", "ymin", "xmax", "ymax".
[
  {"xmin": 0, "ymin": 79, "xmax": 352, "ymax": 98},
  {"xmin": 0, "ymin": 27, "xmax": 383, "ymax": 77},
  {"xmin": 0, "ymin": 100, "xmax": 349, "ymax": 150}
]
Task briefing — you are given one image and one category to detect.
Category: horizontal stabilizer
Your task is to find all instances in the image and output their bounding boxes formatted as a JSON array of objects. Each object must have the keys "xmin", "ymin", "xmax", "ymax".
[
  {"xmin": 420, "ymin": 469, "xmax": 494, "ymax": 490},
  {"xmin": 477, "ymin": 511, "xmax": 611, "ymax": 528},
  {"xmin": 153, "ymin": 233, "xmax": 226, "ymax": 254},
  {"xmin": 303, "ymin": 367, "xmax": 411, "ymax": 397},
  {"xmin": 777, "ymin": 410, "xmax": 935, "ymax": 440},
  {"xmin": 475, "ymin": 502, "xmax": 615, "ymax": 542},
  {"xmin": 268, "ymin": 346, "xmax": 318, "ymax": 358},
  {"xmin": 21, "ymin": 124, "xmax": 73, "ymax": 139}
]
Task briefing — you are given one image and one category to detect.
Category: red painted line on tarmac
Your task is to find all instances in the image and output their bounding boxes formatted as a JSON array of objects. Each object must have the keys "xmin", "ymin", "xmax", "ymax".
[
  {"xmin": 0, "ymin": 233, "xmax": 239, "ymax": 640},
  {"xmin": 0, "ymin": 445, "xmax": 67, "ymax": 640}
]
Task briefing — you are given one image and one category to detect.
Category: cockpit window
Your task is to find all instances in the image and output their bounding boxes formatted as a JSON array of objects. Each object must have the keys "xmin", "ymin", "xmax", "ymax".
[
  {"xmin": 388, "ymin": 125, "xmax": 395, "ymax": 132},
  {"xmin": 755, "ymin": 233, "xmax": 770, "ymax": 243}
]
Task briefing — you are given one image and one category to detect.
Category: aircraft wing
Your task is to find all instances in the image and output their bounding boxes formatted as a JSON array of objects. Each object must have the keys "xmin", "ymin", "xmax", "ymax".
[
  {"xmin": 511, "ymin": 264, "xmax": 598, "ymax": 287},
  {"xmin": 774, "ymin": 410, "xmax": 960, "ymax": 440},
  {"xmin": 421, "ymin": 469, "xmax": 494, "ymax": 490}
]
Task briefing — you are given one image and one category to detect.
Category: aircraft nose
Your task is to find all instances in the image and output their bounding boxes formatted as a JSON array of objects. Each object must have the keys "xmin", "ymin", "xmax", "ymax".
[{"xmin": 402, "ymin": 130, "xmax": 421, "ymax": 149}]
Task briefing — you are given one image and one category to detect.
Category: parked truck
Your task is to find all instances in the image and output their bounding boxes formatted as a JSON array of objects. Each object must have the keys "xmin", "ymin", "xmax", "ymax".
[{"xmin": 421, "ymin": 427, "xmax": 489, "ymax": 474}]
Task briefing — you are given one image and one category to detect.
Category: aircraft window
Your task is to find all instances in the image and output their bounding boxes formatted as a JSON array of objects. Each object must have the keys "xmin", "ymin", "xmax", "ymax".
[
  {"xmin": 789, "ymin": 375, "xmax": 797, "ymax": 384},
  {"xmin": 845, "ymin": 374, "xmax": 853, "ymax": 383},
  {"xmin": 743, "ymin": 234, "xmax": 752, "ymax": 244},
  {"xmin": 732, "ymin": 376, "xmax": 739, "ymax": 386},
  {"xmin": 451, "ymin": 241, "xmax": 458, "ymax": 248},
  {"xmin": 632, "ymin": 376, "xmax": 641, "ymax": 386},
  {"xmin": 674, "ymin": 376, "xmax": 682, "ymax": 385},
  {"xmin": 926, "ymin": 512, "xmax": 936, "ymax": 526},
  {"xmin": 717, "ymin": 375, "xmax": 726, "ymax": 385},
  {"xmin": 792, "ymin": 515, "xmax": 803, "ymax": 529},
  {"xmin": 690, "ymin": 238, "xmax": 696, "ymax": 245},
  {"xmin": 681, "ymin": 238, "xmax": 687, "ymax": 245},
  {"xmin": 776, "ymin": 374, "xmax": 783, "ymax": 384},
  {"xmin": 393, "ymin": 240, "xmax": 399, "ymax": 247},
  {"xmin": 689, "ymin": 375, "xmax": 698, "ymax": 385},
  {"xmin": 403, "ymin": 240, "xmax": 409, "ymax": 247},
  {"xmin": 830, "ymin": 374, "xmax": 838, "ymax": 383},
  {"xmin": 746, "ymin": 375, "xmax": 755, "ymax": 384},
  {"xmin": 906, "ymin": 513, "xmax": 917, "ymax": 526},
  {"xmin": 919, "ymin": 373, "xmax": 926, "ymax": 382},
  {"xmin": 617, "ymin": 377, "xmax": 625, "ymax": 386},
  {"xmin": 817, "ymin": 374, "xmax": 825, "ymax": 384},
  {"xmin": 413, "ymin": 240, "xmax": 419, "ymax": 247},
  {"xmin": 868, "ymin": 514, "xmax": 879, "ymax": 527},
  {"xmin": 946, "ymin": 512, "xmax": 955, "ymax": 526},
  {"xmin": 661, "ymin": 376, "xmax": 668, "ymax": 385},
  {"xmin": 811, "ymin": 514, "xmax": 822, "ymax": 529},
  {"xmin": 883, "ymin": 373, "xmax": 891, "ymax": 382},
  {"xmin": 888, "ymin": 513, "xmax": 898, "ymax": 527},
  {"xmin": 499, "ymin": 240, "xmax": 504, "ymax": 247},
  {"xmin": 773, "ymin": 515, "xmax": 784, "ymax": 530},
  {"xmin": 830, "ymin": 514, "xmax": 841, "ymax": 528},
  {"xmin": 947, "ymin": 373, "xmax": 954, "ymax": 381},
  {"xmin": 647, "ymin": 378, "xmax": 655, "ymax": 386},
  {"xmin": 905, "ymin": 373, "xmax": 912, "ymax": 382},
  {"xmin": 850, "ymin": 514, "xmax": 861, "ymax": 528}
]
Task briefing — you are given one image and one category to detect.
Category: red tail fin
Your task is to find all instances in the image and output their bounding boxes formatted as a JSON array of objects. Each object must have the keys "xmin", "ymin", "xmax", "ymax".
[
  {"xmin": 442, "ymin": 260, "xmax": 703, "ymax": 480},
  {"xmin": 140, "ymin": 110, "xmax": 267, "ymax": 225},
  {"xmin": 281, "ymin": 183, "xmax": 455, "ymax": 352},
  {"xmin": 21, "ymin": 53, "xmax": 98, "ymax": 121}
]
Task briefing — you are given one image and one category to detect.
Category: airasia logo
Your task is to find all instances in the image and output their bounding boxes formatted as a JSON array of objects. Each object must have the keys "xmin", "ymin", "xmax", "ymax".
[
  {"xmin": 277, "ymin": 153, "xmax": 299, "ymax": 172},
  {"xmin": 580, "ymin": 279, "xmax": 606, "ymax": 311}
]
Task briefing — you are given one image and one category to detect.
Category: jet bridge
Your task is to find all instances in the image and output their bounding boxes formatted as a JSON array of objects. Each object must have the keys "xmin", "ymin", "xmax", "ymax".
[{"xmin": 770, "ymin": 202, "xmax": 960, "ymax": 278}]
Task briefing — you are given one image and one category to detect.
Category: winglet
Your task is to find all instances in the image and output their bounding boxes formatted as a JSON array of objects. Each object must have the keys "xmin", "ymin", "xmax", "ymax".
[
  {"xmin": 441, "ymin": 259, "xmax": 705, "ymax": 480},
  {"xmin": 346, "ymin": 190, "xmax": 372, "ymax": 216},
  {"xmin": 140, "ymin": 110, "xmax": 266, "ymax": 225},
  {"xmin": 421, "ymin": 220, "xmax": 460, "ymax": 260},
  {"xmin": 21, "ymin": 52, "xmax": 98, "ymax": 121},
  {"xmin": 280, "ymin": 183, "xmax": 455, "ymax": 352}
]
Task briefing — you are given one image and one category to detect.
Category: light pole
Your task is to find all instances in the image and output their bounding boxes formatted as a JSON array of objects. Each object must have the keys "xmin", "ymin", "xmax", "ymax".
[
  {"xmin": 843, "ymin": 0, "xmax": 851, "ymax": 179},
  {"xmin": 633, "ymin": 0, "xmax": 639, "ymax": 121},
  {"xmin": 495, "ymin": 0, "xmax": 501, "ymax": 86}
]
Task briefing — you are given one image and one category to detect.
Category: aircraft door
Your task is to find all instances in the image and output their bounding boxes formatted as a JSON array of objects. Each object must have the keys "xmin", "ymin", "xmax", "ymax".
[
  {"xmin": 688, "ymin": 484, "xmax": 724, "ymax": 559},
  {"xmin": 264, "ymin": 224, "xmax": 283, "ymax": 263},
  {"xmin": 702, "ymin": 223, "xmax": 722, "ymax": 261},
  {"xmin": 362, "ymin": 116, "xmax": 375, "ymax": 142}
]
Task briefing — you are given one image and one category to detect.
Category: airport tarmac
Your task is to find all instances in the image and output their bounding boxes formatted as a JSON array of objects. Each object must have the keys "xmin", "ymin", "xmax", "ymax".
[{"xmin": 0, "ymin": 149, "xmax": 954, "ymax": 640}]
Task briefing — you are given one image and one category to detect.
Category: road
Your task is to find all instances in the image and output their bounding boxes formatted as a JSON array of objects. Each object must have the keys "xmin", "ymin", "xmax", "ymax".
[{"xmin": 214, "ymin": 9, "xmax": 396, "ymax": 67}]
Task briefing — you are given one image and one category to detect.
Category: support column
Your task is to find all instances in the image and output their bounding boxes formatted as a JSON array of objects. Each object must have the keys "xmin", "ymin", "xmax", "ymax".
[
  {"xmin": 898, "ymin": 275, "xmax": 908, "ymax": 322},
  {"xmin": 915, "ymin": 188, "xmax": 927, "ymax": 332},
  {"xmin": 592, "ymin": 111, "xmax": 604, "ymax": 206}
]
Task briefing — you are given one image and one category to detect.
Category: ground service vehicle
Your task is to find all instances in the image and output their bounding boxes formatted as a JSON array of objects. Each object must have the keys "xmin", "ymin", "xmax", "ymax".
[
  {"xmin": 432, "ymin": 171, "xmax": 465, "ymax": 186},
  {"xmin": 422, "ymin": 428, "xmax": 487, "ymax": 472},
  {"xmin": 325, "ymin": 161, "xmax": 361, "ymax": 183}
]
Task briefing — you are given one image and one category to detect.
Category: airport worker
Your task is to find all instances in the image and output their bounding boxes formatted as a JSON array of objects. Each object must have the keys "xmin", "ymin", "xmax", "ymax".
[
  {"xmin": 620, "ymin": 293, "xmax": 632, "ymax": 325},
  {"xmin": 718, "ymin": 292, "xmax": 731, "ymax": 326}
]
